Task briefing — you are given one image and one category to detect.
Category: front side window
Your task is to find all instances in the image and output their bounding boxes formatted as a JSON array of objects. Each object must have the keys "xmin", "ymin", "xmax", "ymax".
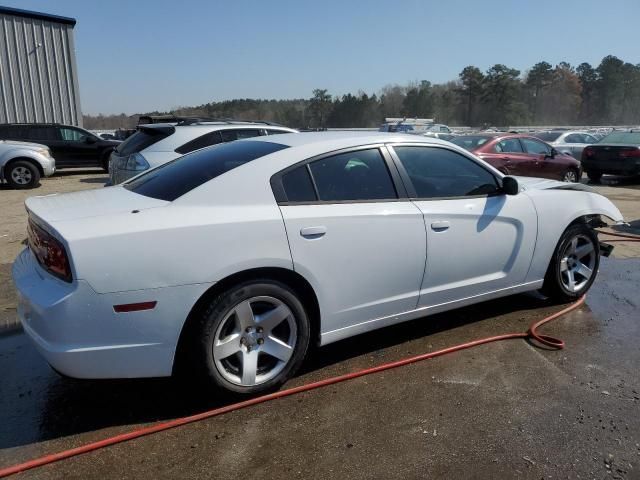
[
  {"xmin": 125, "ymin": 140, "xmax": 288, "ymax": 201},
  {"xmin": 521, "ymin": 138, "xmax": 551, "ymax": 155},
  {"xmin": 60, "ymin": 127, "xmax": 89, "ymax": 142},
  {"xmin": 308, "ymin": 149, "xmax": 397, "ymax": 202},
  {"xmin": 584, "ymin": 134, "xmax": 598, "ymax": 144},
  {"xmin": 494, "ymin": 138, "xmax": 523, "ymax": 153},
  {"xmin": 394, "ymin": 146, "xmax": 499, "ymax": 199},
  {"xmin": 564, "ymin": 134, "xmax": 582, "ymax": 144}
]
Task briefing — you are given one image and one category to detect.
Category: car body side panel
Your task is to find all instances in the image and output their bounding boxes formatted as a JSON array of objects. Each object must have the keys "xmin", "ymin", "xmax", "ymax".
[{"xmin": 523, "ymin": 188, "xmax": 623, "ymax": 282}]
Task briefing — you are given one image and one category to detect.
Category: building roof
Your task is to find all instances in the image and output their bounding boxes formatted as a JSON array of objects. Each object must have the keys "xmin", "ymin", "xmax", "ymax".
[{"xmin": 0, "ymin": 6, "xmax": 76, "ymax": 26}]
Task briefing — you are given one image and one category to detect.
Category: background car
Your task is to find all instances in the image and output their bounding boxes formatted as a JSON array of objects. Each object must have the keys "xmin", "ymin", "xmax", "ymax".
[
  {"xmin": 581, "ymin": 130, "xmax": 640, "ymax": 182},
  {"xmin": 535, "ymin": 131, "xmax": 600, "ymax": 159},
  {"xmin": 108, "ymin": 119, "xmax": 297, "ymax": 184},
  {"xmin": 0, "ymin": 139, "xmax": 55, "ymax": 189},
  {"xmin": 0, "ymin": 123, "xmax": 118, "ymax": 171},
  {"xmin": 13, "ymin": 132, "xmax": 622, "ymax": 396},
  {"xmin": 450, "ymin": 133, "xmax": 582, "ymax": 182}
]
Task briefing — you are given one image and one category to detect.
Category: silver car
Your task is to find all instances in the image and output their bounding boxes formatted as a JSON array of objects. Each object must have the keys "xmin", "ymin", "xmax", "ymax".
[
  {"xmin": 535, "ymin": 131, "xmax": 600, "ymax": 160},
  {"xmin": 0, "ymin": 140, "xmax": 55, "ymax": 189}
]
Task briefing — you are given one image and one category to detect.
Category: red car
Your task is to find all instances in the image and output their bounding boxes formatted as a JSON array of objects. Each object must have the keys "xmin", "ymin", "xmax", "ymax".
[{"xmin": 450, "ymin": 134, "xmax": 582, "ymax": 182}]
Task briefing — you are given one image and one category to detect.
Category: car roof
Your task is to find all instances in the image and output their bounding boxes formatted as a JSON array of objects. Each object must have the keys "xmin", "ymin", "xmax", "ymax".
[{"xmin": 248, "ymin": 131, "xmax": 451, "ymax": 149}]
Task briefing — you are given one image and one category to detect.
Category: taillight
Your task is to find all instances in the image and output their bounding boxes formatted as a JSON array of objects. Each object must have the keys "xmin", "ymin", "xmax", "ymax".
[
  {"xmin": 27, "ymin": 219, "xmax": 72, "ymax": 282},
  {"xmin": 583, "ymin": 147, "xmax": 594, "ymax": 158},
  {"xmin": 619, "ymin": 148, "xmax": 640, "ymax": 158}
]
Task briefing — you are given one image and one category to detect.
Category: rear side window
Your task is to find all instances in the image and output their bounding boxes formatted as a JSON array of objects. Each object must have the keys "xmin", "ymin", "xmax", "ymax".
[
  {"xmin": 282, "ymin": 166, "xmax": 316, "ymax": 202},
  {"xmin": 125, "ymin": 141, "xmax": 288, "ymax": 201},
  {"xmin": 308, "ymin": 149, "xmax": 397, "ymax": 202},
  {"xmin": 220, "ymin": 129, "xmax": 263, "ymax": 142},
  {"xmin": 394, "ymin": 146, "xmax": 499, "ymax": 199},
  {"xmin": 495, "ymin": 138, "xmax": 524, "ymax": 153},
  {"xmin": 117, "ymin": 128, "xmax": 171, "ymax": 156},
  {"xmin": 29, "ymin": 126, "xmax": 58, "ymax": 141},
  {"xmin": 266, "ymin": 129, "xmax": 291, "ymax": 135},
  {"xmin": 175, "ymin": 131, "xmax": 223, "ymax": 154}
]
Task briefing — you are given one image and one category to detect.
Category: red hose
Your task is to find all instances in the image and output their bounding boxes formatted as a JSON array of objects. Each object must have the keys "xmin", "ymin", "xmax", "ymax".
[{"xmin": 0, "ymin": 296, "xmax": 586, "ymax": 478}]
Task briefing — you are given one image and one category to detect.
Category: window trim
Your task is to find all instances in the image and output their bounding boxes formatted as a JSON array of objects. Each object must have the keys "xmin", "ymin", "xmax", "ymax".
[
  {"xmin": 386, "ymin": 143, "xmax": 504, "ymax": 201},
  {"xmin": 270, "ymin": 144, "xmax": 409, "ymax": 205}
]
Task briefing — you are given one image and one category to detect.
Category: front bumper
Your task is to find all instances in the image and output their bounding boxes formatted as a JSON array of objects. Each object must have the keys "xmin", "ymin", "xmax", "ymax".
[
  {"xmin": 12, "ymin": 248, "xmax": 211, "ymax": 379},
  {"xmin": 42, "ymin": 157, "xmax": 56, "ymax": 177}
]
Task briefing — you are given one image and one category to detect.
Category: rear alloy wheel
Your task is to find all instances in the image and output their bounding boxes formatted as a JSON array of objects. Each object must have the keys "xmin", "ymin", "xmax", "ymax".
[
  {"xmin": 587, "ymin": 171, "xmax": 602, "ymax": 183},
  {"xmin": 561, "ymin": 169, "xmax": 579, "ymax": 183},
  {"xmin": 191, "ymin": 280, "xmax": 310, "ymax": 395},
  {"xmin": 5, "ymin": 160, "xmax": 41, "ymax": 189},
  {"xmin": 541, "ymin": 224, "xmax": 600, "ymax": 302}
]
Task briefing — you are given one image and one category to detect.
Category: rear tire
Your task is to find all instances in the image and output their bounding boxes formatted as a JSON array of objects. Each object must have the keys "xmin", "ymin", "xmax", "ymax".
[
  {"xmin": 188, "ymin": 280, "xmax": 310, "ymax": 395},
  {"xmin": 587, "ymin": 171, "xmax": 602, "ymax": 183},
  {"xmin": 541, "ymin": 224, "xmax": 600, "ymax": 302},
  {"xmin": 5, "ymin": 160, "xmax": 41, "ymax": 189}
]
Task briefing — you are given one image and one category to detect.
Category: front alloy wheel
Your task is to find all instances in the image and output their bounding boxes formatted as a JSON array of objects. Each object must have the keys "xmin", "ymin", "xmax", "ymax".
[
  {"xmin": 541, "ymin": 224, "xmax": 600, "ymax": 302},
  {"xmin": 562, "ymin": 169, "xmax": 578, "ymax": 183}
]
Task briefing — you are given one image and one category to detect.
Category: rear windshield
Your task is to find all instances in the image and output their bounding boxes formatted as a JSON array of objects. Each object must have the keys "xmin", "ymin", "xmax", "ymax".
[
  {"xmin": 116, "ymin": 128, "xmax": 172, "ymax": 156},
  {"xmin": 450, "ymin": 136, "xmax": 492, "ymax": 151},
  {"xmin": 599, "ymin": 132, "xmax": 640, "ymax": 144},
  {"xmin": 535, "ymin": 132, "xmax": 562, "ymax": 142},
  {"xmin": 124, "ymin": 140, "xmax": 288, "ymax": 201}
]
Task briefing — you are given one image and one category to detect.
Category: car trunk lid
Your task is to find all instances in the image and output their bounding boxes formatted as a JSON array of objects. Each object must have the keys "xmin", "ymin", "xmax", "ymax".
[{"xmin": 25, "ymin": 186, "xmax": 169, "ymax": 224}]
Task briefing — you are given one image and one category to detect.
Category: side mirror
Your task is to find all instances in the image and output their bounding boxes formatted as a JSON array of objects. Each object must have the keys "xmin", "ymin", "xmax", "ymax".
[
  {"xmin": 85, "ymin": 136, "xmax": 97, "ymax": 144},
  {"xmin": 502, "ymin": 176, "xmax": 519, "ymax": 195}
]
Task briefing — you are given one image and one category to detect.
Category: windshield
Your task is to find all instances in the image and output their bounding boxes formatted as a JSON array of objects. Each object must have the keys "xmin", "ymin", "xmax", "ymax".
[
  {"xmin": 450, "ymin": 136, "xmax": 492, "ymax": 151},
  {"xmin": 535, "ymin": 132, "xmax": 562, "ymax": 142},
  {"xmin": 598, "ymin": 132, "xmax": 640, "ymax": 144},
  {"xmin": 124, "ymin": 140, "xmax": 288, "ymax": 201}
]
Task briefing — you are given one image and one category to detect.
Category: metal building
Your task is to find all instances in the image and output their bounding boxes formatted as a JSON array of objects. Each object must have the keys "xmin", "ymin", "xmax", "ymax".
[{"xmin": 0, "ymin": 6, "xmax": 82, "ymax": 126}]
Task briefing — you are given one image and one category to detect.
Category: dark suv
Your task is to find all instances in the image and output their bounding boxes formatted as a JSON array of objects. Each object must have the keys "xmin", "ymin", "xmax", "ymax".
[{"xmin": 0, "ymin": 123, "xmax": 119, "ymax": 171}]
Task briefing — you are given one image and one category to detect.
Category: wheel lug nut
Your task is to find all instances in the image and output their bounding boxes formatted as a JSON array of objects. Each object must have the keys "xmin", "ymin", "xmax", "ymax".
[
  {"xmin": 256, "ymin": 327, "xmax": 263, "ymax": 333},
  {"xmin": 240, "ymin": 337, "xmax": 246, "ymax": 345},
  {"xmin": 246, "ymin": 327, "xmax": 253, "ymax": 333},
  {"xmin": 257, "ymin": 338, "xmax": 264, "ymax": 345}
]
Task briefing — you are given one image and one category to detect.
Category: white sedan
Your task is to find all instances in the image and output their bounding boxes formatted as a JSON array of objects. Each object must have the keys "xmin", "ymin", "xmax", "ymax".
[{"xmin": 13, "ymin": 132, "xmax": 623, "ymax": 394}]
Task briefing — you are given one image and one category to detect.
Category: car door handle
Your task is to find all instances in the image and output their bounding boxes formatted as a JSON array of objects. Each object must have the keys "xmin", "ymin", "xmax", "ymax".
[
  {"xmin": 300, "ymin": 226, "xmax": 327, "ymax": 239},
  {"xmin": 430, "ymin": 221, "xmax": 450, "ymax": 232}
]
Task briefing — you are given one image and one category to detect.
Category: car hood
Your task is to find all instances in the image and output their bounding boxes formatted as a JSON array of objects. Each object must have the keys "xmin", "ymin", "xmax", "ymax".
[
  {"xmin": 512, "ymin": 176, "xmax": 594, "ymax": 193},
  {"xmin": 0, "ymin": 139, "xmax": 46, "ymax": 150},
  {"xmin": 25, "ymin": 186, "xmax": 168, "ymax": 224}
]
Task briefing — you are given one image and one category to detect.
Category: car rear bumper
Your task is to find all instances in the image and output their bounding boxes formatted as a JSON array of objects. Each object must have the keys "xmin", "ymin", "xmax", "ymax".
[
  {"xmin": 12, "ymin": 248, "xmax": 211, "ymax": 379},
  {"xmin": 583, "ymin": 159, "xmax": 640, "ymax": 175}
]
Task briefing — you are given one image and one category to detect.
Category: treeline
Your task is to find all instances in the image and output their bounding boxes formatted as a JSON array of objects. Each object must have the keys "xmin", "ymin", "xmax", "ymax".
[{"xmin": 84, "ymin": 55, "xmax": 640, "ymax": 130}]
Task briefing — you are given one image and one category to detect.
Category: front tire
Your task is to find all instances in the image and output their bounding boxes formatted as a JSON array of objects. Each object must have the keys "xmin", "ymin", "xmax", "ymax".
[
  {"xmin": 541, "ymin": 224, "xmax": 600, "ymax": 302},
  {"xmin": 189, "ymin": 280, "xmax": 310, "ymax": 395},
  {"xmin": 5, "ymin": 160, "xmax": 41, "ymax": 189},
  {"xmin": 561, "ymin": 169, "xmax": 579, "ymax": 183}
]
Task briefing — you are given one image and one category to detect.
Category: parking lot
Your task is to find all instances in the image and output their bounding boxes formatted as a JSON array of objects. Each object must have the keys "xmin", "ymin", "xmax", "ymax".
[{"xmin": 0, "ymin": 171, "xmax": 639, "ymax": 479}]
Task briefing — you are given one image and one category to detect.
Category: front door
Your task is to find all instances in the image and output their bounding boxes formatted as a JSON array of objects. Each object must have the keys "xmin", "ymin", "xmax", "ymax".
[
  {"xmin": 390, "ymin": 145, "xmax": 538, "ymax": 307},
  {"xmin": 58, "ymin": 127, "xmax": 100, "ymax": 167},
  {"xmin": 276, "ymin": 146, "xmax": 427, "ymax": 337}
]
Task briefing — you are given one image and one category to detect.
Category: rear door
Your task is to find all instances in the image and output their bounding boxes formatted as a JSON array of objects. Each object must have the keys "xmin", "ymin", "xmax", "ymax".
[
  {"xmin": 274, "ymin": 146, "xmax": 427, "ymax": 339},
  {"xmin": 479, "ymin": 137, "xmax": 529, "ymax": 175},
  {"xmin": 390, "ymin": 145, "xmax": 537, "ymax": 307},
  {"xmin": 27, "ymin": 125, "xmax": 65, "ymax": 163}
]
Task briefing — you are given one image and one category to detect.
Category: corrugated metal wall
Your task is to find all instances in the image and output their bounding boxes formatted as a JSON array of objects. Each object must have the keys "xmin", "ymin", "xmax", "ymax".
[{"xmin": 0, "ymin": 12, "xmax": 82, "ymax": 126}]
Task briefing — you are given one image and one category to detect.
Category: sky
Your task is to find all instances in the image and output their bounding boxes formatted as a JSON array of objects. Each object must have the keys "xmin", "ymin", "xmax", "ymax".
[{"xmin": 4, "ymin": 0, "xmax": 640, "ymax": 115}]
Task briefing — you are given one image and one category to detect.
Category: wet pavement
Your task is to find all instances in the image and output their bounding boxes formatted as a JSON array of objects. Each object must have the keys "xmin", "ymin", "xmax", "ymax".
[{"xmin": 0, "ymin": 258, "xmax": 639, "ymax": 479}]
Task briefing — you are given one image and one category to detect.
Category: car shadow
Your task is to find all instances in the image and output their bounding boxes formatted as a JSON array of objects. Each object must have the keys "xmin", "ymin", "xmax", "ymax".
[
  {"xmin": 53, "ymin": 169, "xmax": 105, "ymax": 177},
  {"xmin": 79, "ymin": 177, "xmax": 109, "ymax": 184},
  {"xmin": 586, "ymin": 175, "xmax": 640, "ymax": 189},
  {"xmin": 0, "ymin": 292, "xmax": 558, "ymax": 451}
]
